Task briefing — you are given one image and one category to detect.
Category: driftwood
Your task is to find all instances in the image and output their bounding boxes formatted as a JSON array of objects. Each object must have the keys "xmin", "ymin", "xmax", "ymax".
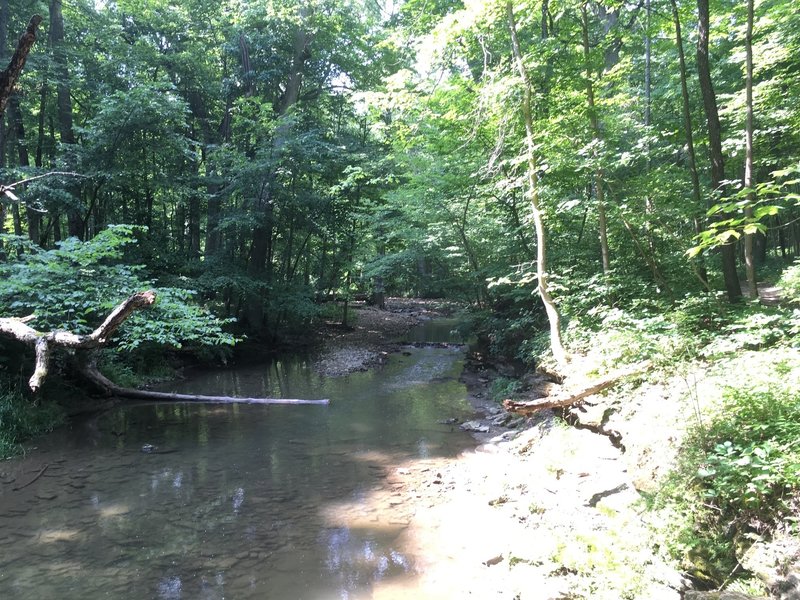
[
  {"xmin": 0, "ymin": 15, "xmax": 42, "ymax": 118},
  {"xmin": 0, "ymin": 290, "xmax": 329, "ymax": 406},
  {"xmin": 504, "ymin": 362, "xmax": 650, "ymax": 415}
]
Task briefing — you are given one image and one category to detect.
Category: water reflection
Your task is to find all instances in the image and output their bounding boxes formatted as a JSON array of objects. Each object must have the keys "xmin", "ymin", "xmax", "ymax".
[{"xmin": 0, "ymin": 332, "xmax": 475, "ymax": 599}]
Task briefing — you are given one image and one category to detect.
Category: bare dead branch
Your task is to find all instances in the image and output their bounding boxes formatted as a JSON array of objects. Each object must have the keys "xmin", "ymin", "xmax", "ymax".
[
  {"xmin": 0, "ymin": 291, "xmax": 157, "ymax": 391},
  {"xmin": 0, "ymin": 291, "xmax": 329, "ymax": 406}
]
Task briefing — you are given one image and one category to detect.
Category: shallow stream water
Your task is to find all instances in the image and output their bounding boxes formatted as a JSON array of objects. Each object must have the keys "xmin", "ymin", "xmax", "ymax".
[{"xmin": 0, "ymin": 321, "xmax": 475, "ymax": 599}]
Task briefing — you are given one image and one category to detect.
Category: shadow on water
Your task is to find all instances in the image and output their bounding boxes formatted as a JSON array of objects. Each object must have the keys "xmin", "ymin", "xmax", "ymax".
[{"xmin": 0, "ymin": 322, "xmax": 476, "ymax": 599}]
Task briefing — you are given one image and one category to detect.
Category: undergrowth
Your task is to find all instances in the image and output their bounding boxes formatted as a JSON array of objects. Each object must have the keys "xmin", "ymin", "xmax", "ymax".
[{"xmin": 656, "ymin": 353, "xmax": 800, "ymax": 585}]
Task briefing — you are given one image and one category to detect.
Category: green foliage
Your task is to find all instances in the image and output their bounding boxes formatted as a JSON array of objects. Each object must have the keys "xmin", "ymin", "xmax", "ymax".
[
  {"xmin": 778, "ymin": 259, "xmax": 800, "ymax": 306},
  {"xmin": 0, "ymin": 386, "xmax": 64, "ymax": 460},
  {"xmin": 488, "ymin": 377, "xmax": 522, "ymax": 403},
  {"xmin": 0, "ymin": 226, "xmax": 237, "ymax": 354},
  {"xmin": 659, "ymin": 357, "xmax": 800, "ymax": 582}
]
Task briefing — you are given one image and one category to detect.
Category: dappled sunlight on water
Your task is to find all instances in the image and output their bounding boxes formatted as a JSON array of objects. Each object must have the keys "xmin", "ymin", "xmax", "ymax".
[{"xmin": 0, "ymin": 334, "xmax": 476, "ymax": 599}]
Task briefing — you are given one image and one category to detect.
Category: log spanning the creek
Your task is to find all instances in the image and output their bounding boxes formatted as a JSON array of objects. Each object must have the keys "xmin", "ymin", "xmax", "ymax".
[
  {"xmin": 81, "ymin": 359, "xmax": 329, "ymax": 405},
  {"xmin": 0, "ymin": 290, "xmax": 329, "ymax": 406}
]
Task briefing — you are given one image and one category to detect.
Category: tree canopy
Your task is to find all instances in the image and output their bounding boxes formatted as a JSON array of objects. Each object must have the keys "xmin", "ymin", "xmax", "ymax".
[{"xmin": 0, "ymin": 0, "xmax": 798, "ymax": 358}]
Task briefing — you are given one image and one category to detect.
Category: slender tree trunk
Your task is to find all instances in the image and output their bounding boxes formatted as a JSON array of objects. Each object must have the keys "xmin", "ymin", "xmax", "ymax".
[
  {"xmin": 581, "ymin": 4, "xmax": 611, "ymax": 275},
  {"xmin": 669, "ymin": 0, "xmax": 709, "ymax": 290},
  {"xmin": 696, "ymin": 0, "xmax": 742, "ymax": 301},
  {"xmin": 743, "ymin": 0, "xmax": 757, "ymax": 299},
  {"xmin": 8, "ymin": 97, "xmax": 40, "ymax": 244},
  {"xmin": 643, "ymin": 0, "xmax": 656, "ymax": 253},
  {"xmin": 49, "ymin": 0, "xmax": 82, "ymax": 239},
  {"xmin": 188, "ymin": 193, "xmax": 201, "ymax": 258},
  {"xmin": 507, "ymin": 1, "xmax": 567, "ymax": 365},
  {"xmin": 204, "ymin": 95, "xmax": 231, "ymax": 260}
]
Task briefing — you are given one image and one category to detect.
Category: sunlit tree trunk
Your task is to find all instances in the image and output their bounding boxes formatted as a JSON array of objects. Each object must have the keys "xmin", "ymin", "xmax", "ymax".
[
  {"xmin": 581, "ymin": 3, "xmax": 610, "ymax": 275},
  {"xmin": 743, "ymin": 0, "xmax": 758, "ymax": 299},
  {"xmin": 507, "ymin": 1, "xmax": 567, "ymax": 366}
]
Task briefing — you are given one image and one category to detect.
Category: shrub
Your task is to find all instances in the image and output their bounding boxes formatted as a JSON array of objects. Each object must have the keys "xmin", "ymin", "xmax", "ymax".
[
  {"xmin": 778, "ymin": 259, "xmax": 800, "ymax": 306},
  {"xmin": 659, "ymin": 365, "xmax": 800, "ymax": 582}
]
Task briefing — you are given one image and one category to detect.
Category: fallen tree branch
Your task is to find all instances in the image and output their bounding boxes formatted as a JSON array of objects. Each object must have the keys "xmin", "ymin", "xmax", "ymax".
[
  {"xmin": 0, "ymin": 291, "xmax": 157, "ymax": 391},
  {"xmin": 12, "ymin": 464, "xmax": 48, "ymax": 491},
  {"xmin": 504, "ymin": 361, "xmax": 650, "ymax": 415},
  {"xmin": 0, "ymin": 291, "xmax": 329, "ymax": 406},
  {"xmin": 79, "ymin": 357, "xmax": 329, "ymax": 405}
]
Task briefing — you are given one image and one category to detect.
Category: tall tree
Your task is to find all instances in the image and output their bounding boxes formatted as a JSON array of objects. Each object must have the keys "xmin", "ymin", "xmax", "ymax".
[
  {"xmin": 581, "ymin": 2, "xmax": 611, "ymax": 275},
  {"xmin": 507, "ymin": 0, "xmax": 567, "ymax": 365},
  {"xmin": 669, "ymin": 0, "xmax": 709, "ymax": 290},
  {"xmin": 48, "ymin": 0, "xmax": 81, "ymax": 238},
  {"xmin": 696, "ymin": 0, "xmax": 742, "ymax": 301},
  {"xmin": 743, "ymin": 0, "xmax": 757, "ymax": 299}
]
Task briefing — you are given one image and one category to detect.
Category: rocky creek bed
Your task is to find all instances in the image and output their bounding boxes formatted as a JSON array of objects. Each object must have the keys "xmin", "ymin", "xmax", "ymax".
[{"xmin": 2, "ymin": 301, "xmax": 794, "ymax": 599}]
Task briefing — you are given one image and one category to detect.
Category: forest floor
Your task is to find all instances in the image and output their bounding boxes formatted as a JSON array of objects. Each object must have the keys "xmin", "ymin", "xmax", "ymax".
[{"xmin": 311, "ymin": 301, "xmax": 691, "ymax": 599}]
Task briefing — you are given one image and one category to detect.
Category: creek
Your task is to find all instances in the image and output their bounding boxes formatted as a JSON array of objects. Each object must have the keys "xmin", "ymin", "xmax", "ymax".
[{"xmin": 0, "ymin": 320, "xmax": 476, "ymax": 599}]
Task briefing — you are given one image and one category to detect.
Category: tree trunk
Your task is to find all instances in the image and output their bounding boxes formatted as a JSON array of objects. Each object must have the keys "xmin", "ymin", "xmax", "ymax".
[
  {"xmin": 669, "ymin": 0, "xmax": 710, "ymax": 290},
  {"xmin": 696, "ymin": 0, "xmax": 742, "ymax": 301},
  {"xmin": 245, "ymin": 11, "xmax": 312, "ymax": 332},
  {"xmin": 0, "ymin": 0, "xmax": 7, "ymax": 253},
  {"xmin": 643, "ymin": 0, "xmax": 656, "ymax": 255},
  {"xmin": 743, "ymin": 0, "xmax": 757, "ymax": 299},
  {"xmin": 507, "ymin": 1, "xmax": 568, "ymax": 366},
  {"xmin": 48, "ymin": 0, "xmax": 82, "ymax": 239},
  {"xmin": 0, "ymin": 15, "xmax": 42, "ymax": 118},
  {"xmin": 581, "ymin": 4, "xmax": 611, "ymax": 275},
  {"xmin": 7, "ymin": 96, "xmax": 40, "ymax": 244}
]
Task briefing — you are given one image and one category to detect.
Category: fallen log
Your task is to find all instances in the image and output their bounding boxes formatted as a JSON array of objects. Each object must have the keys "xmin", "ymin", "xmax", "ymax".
[
  {"xmin": 0, "ymin": 291, "xmax": 158, "ymax": 391},
  {"xmin": 115, "ymin": 392, "xmax": 329, "ymax": 405},
  {"xmin": 77, "ymin": 351, "xmax": 329, "ymax": 405},
  {"xmin": 0, "ymin": 290, "xmax": 329, "ymax": 406},
  {"xmin": 504, "ymin": 361, "xmax": 650, "ymax": 415}
]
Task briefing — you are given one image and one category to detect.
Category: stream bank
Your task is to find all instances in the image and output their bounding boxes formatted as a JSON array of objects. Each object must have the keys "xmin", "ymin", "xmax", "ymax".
[
  {"xmin": 312, "ymin": 301, "xmax": 798, "ymax": 599},
  {"xmin": 310, "ymin": 300, "xmax": 688, "ymax": 598}
]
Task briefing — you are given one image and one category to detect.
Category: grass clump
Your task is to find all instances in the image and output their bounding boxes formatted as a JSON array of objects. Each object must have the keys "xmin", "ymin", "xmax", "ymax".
[{"xmin": 0, "ymin": 386, "xmax": 65, "ymax": 459}]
